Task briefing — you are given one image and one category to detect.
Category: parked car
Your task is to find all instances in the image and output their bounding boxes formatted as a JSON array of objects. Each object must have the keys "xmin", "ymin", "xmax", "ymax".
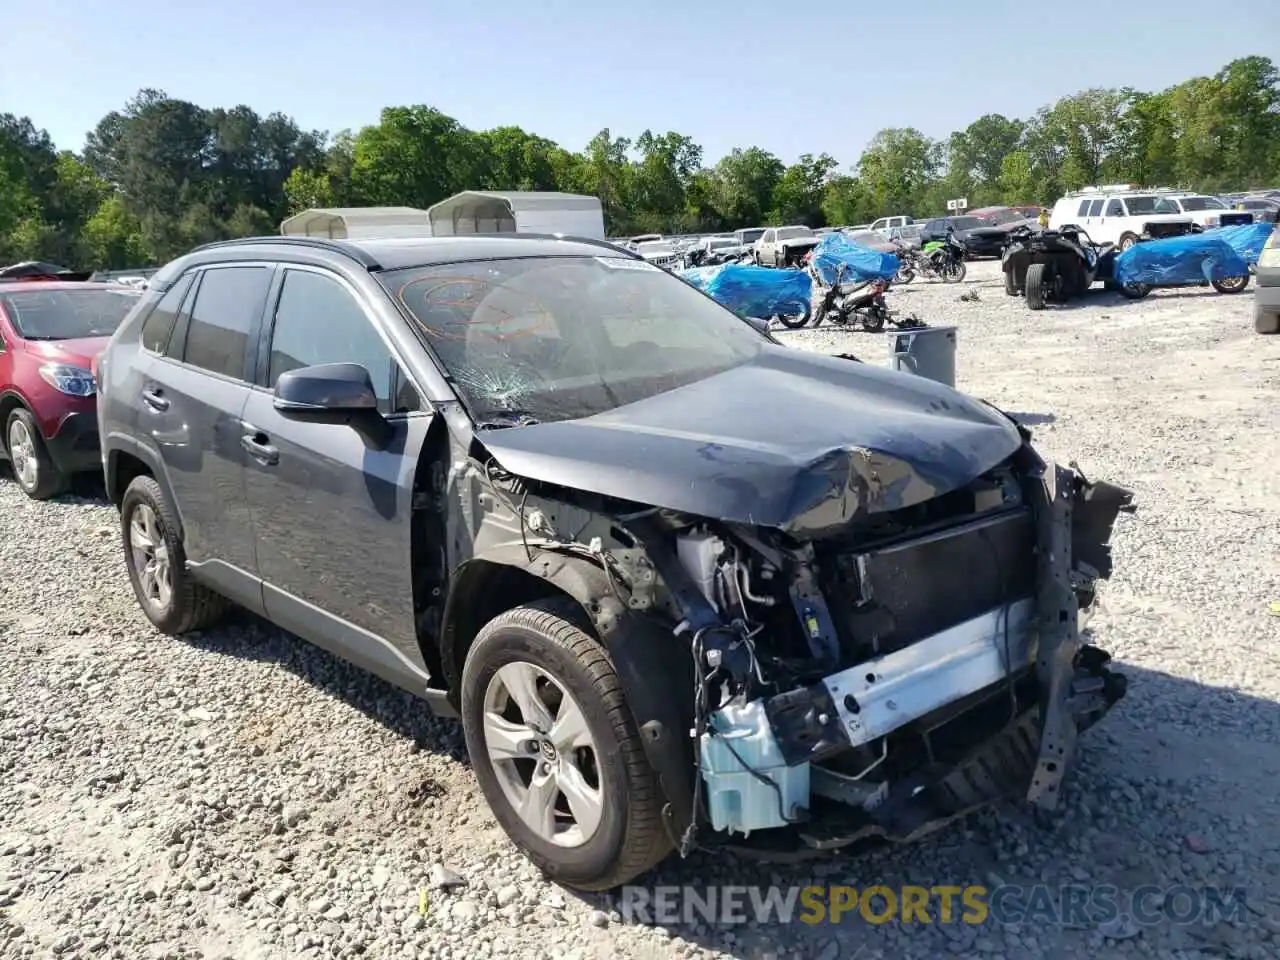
[
  {"xmin": 754, "ymin": 225, "xmax": 820, "ymax": 267},
  {"xmin": 633, "ymin": 240, "xmax": 683, "ymax": 270},
  {"xmin": 918, "ymin": 216, "xmax": 993, "ymax": 248},
  {"xmin": 961, "ymin": 207, "xmax": 1042, "ymax": 258},
  {"xmin": 733, "ymin": 227, "xmax": 767, "ymax": 249},
  {"xmin": 0, "ymin": 272, "xmax": 142, "ymax": 499},
  {"xmin": 1161, "ymin": 194, "xmax": 1254, "ymax": 229},
  {"xmin": 887, "ymin": 223, "xmax": 924, "ymax": 251},
  {"xmin": 1232, "ymin": 197, "xmax": 1279, "ymax": 223},
  {"xmin": 1256, "ymin": 224, "xmax": 1280, "ymax": 333},
  {"xmin": 1048, "ymin": 188, "xmax": 1194, "ymax": 250},
  {"xmin": 870, "ymin": 215, "xmax": 914, "ymax": 235},
  {"xmin": 96, "ymin": 233, "xmax": 1131, "ymax": 892},
  {"xmin": 842, "ymin": 229, "xmax": 900, "ymax": 254}
]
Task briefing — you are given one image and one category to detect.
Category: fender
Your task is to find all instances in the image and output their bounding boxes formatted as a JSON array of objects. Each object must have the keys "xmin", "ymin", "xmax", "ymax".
[
  {"xmin": 103, "ymin": 433, "xmax": 186, "ymax": 537},
  {"xmin": 442, "ymin": 546, "xmax": 697, "ymax": 839}
]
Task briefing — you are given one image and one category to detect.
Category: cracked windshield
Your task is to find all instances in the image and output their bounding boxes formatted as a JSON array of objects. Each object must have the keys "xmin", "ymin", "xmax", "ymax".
[{"xmin": 383, "ymin": 256, "xmax": 764, "ymax": 425}]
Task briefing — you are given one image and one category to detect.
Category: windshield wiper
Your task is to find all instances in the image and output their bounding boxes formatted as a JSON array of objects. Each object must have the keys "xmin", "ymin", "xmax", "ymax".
[{"xmin": 476, "ymin": 410, "xmax": 541, "ymax": 430}]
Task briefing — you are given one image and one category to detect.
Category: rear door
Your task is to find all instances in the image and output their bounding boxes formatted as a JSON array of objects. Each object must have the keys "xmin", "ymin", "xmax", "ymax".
[
  {"xmin": 240, "ymin": 265, "xmax": 433, "ymax": 667},
  {"xmin": 138, "ymin": 263, "xmax": 273, "ymax": 607}
]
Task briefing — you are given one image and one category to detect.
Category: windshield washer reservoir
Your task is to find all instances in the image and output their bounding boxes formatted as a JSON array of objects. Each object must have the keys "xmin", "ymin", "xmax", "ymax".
[{"xmin": 699, "ymin": 700, "xmax": 810, "ymax": 836}]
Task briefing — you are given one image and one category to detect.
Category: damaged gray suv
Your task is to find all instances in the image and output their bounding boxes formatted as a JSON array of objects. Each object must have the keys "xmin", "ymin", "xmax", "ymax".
[{"xmin": 96, "ymin": 234, "xmax": 1133, "ymax": 891}]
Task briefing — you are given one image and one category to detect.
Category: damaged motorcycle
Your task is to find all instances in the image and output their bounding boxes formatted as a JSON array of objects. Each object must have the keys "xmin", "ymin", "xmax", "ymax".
[{"xmin": 775, "ymin": 258, "xmax": 891, "ymax": 331}]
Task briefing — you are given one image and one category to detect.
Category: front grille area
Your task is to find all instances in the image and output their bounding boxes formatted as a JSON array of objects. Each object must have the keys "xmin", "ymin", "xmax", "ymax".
[{"xmin": 822, "ymin": 508, "xmax": 1036, "ymax": 660}]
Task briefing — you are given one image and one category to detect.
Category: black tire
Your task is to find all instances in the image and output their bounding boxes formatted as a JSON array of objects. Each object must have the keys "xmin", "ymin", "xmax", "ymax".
[
  {"xmin": 1004, "ymin": 268, "xmax": 1017, "ymax": 296},
  {"xmin": 860, "ymin": 306, "xmax": 887, "ymax": 333},
  {"xmin": 894, "ymin": 266, "xmax": 915, "ymax": 285},
  {"xmin": 4, "ymin": 407, "xmax": 67, "ymax": 501},
  {"xmin": 1025, "ymin": 262, "xmax": 1047, "ymax": 310},
  {"xmin": 1118, "ymin": 233, "xmax": 1138, "ymax": 252},
  {"xmin": 461, "ymin": 598, "xmax": 670, "ymax": 891},
  {"xmin": 774, "ymin": 250, "xmax": 783, "ymax": 268},
  {"xmin": 1119, "ymin": 282, "xmax": 1152, "ymax": 300},
  {"xmin": 120, "ymin": 475, "xmax": 228, "ymax": 635},
  {"xmin": 944, "ymin": 258, "xmax": 967, "ymax": 283},
  {"xmin": 773, "ymin": 307, "xmax": 811, "ymax": 329},
  {"xmin": 1211, "ymin": 275, "xmax": 1250, "ymax": 294}
]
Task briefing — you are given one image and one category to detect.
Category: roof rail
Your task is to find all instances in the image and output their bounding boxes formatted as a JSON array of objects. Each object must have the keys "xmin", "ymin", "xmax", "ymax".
[{"xmin": 190, "ymin": 236, "xmax": 382, "ymax": 269}]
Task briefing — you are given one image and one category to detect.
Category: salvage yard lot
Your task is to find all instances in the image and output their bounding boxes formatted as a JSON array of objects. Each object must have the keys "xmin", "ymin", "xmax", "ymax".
[{"xmin": 1, "ymin": 259, "xmax": 1278, "ymax": 960}]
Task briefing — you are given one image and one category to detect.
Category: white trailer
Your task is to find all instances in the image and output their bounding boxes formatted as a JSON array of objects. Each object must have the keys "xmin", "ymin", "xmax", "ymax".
[
  {"xmin": 279, "ymin": 206, "xmax": 432, "ymax": 239},
  {"xmin": 426, "ymin": 191, "xmax": 605, "ymax": 240}
]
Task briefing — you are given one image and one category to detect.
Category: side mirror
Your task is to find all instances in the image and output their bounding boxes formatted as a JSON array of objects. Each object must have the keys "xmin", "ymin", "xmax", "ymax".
[{"xmin": 274, "ymin": 362, "xmax": 392, "ymax": 446}]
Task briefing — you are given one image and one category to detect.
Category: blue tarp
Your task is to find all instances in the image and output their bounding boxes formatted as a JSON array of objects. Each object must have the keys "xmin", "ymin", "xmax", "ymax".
[
  {"xmin": 1113, "ymin": 233, "xmax": 1249, "ymax": 287},
  {"xmin": 811, "ymin": 231, "xmax": 899, "ymax": 286},
  {"xmin": 678, "ymin": 264, "xmax": 725, "ymax": 291},
  {"xmin": 1205, "ymin": 222, "xmax": 1274, "ymax": 266},
  {"xmin": 700, "ymin": 264, "xmax": 811, "ymax": 318}
]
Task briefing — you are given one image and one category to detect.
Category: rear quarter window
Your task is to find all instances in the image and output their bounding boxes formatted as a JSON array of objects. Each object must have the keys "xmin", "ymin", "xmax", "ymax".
[{"xmin": 141, "ymin": 274, "xmax": 195, "ymax": 354}]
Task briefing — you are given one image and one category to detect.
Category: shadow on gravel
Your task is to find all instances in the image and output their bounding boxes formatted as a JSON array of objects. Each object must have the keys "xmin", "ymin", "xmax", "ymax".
[
  {"xmin": 590, "ymin": 662, "xmax": 1280, "ymax": 960},
  {"xmin": 0, "ymin": 464, "xmax": 110, "ymax": 505},
  {"xmin": 179, "ymin": 610, "xmax": 470, "ymax": 766}
]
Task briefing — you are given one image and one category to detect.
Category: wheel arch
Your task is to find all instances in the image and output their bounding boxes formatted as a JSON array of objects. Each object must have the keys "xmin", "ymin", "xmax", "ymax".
[
  {"xmin": 0, "ymin": 388, "xmax": 33, "ymax": 448},
  {"xmin": 440, "ymin": 548, "xmax": 696, "ymax": 835},
  {"xmin": 104, "ymin": 438, "xmax": 184, "ymax": 538}
]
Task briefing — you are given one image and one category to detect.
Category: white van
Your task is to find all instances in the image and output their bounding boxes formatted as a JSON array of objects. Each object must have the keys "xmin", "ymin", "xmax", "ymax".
[{"xmin": 1048, "ymin": 186, "xmax": 1193, "ymax": 249}]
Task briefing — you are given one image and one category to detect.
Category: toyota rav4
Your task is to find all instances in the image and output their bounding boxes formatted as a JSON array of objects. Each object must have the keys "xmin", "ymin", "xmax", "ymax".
[{"xmin": 96, "ymin": 234, "xmax": 1133, "ymax": 891}]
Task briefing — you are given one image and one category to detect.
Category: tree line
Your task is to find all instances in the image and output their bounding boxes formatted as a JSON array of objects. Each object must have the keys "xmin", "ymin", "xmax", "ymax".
[{"xmin": 2, "ymin": 56, "xmax": 1277, "ymax": 271}]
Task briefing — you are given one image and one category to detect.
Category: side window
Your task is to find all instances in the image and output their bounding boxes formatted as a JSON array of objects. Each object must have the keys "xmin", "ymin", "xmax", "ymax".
[
  {"xmin": 141, "ymin": 273, "xmax": 194, "ymax": 354},
  {"xmin": 1088, "ymin": 200, "xmax": 1105, "ymax": 216},
  {"xmin": 268, "ymin": 269, "xmax": 421, "ymax": 416},
  {"xmin": 762, "ymin": 230, "xmax": 774, "ymax": 243},
  {"xmin": 1077, "ymin": 200, "xmax": 1091, "ymax": 217},
  {"xmin": 1105, "ymin": 199, "xmax": 1125, "ymax": 217},
  {"xmin": 181, "ymin": 266, "xmax": 272, "ymax": 380}
]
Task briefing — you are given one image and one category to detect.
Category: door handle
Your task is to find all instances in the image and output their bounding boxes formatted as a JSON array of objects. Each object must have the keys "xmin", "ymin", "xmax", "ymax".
[
  {"xmin": 141, "ymin": 388, "xmax": 169, "ymax": 412},
  {"xmin": 241, "ymin": 433, "xmax": 280, "ymax": 465}
]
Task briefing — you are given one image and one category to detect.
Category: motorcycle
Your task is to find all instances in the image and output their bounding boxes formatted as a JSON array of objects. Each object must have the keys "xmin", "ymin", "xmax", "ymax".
[
  {"xmin": 892, "ymin": 244, "xmax": 917, "ymax": 284},
  {"xmin": 773, "ymin": 256, "xmax": 890, "ymax": 331},
  {"xmin": 916, "ymin": 232, "xmax": 967, "ymax": 283},
  {"xmin": 1001, "ymin": 224, "xmax": 1101, "ymax": 310}
]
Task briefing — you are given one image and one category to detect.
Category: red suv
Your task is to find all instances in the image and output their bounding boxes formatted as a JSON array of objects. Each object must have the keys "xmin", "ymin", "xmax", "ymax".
[{"xmin": 0, "ymin": 270, "xmax": 142, "ymax": 499}]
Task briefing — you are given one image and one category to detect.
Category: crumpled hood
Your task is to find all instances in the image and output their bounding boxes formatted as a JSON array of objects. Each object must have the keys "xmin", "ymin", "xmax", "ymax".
[
  {"xmin": 21, "ymin": 336, "xmax": 111, "ymax": 368},
  {"xmin": 478, "ymin": 346, "xmax": 1024, "ymax": 538}
]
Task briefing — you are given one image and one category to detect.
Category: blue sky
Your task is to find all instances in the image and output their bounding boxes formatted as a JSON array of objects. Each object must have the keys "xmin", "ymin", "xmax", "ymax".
[{"xmin": 2, "ymin": 0, "xmax": 1277, "ymax": 170}]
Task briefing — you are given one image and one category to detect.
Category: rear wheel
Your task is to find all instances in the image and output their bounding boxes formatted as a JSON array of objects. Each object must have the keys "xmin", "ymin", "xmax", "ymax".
[
  {"xmin": 860, "ymin": 306, "xmax": 887, "ymax": 333},
  {"xmin": 461, "ymin": 599, "xmax": 670, "ymax": 891},
  {"xmin": 1025, "ymin": 263, "xmax": 1047, "ymax": 310},
  {"xmin": 4, "ymin": 408, "xmax": 66, "ymax": 501},
  {"xmin": 894, "ymin": 264, "xmax": 915, "ymax": 284},
  {"xmin": 120, "ymin": 475, "xmax": 228, "ymax": 634},
  {"xmin": 1211, "ymin": 275, "xmax": 1250, "ymax": 294}
]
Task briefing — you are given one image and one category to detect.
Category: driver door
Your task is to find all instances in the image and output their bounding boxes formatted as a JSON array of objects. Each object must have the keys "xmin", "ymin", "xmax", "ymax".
[{"xmin": 239, "ymin": 265, "xmax": 434, "ymax": 668}]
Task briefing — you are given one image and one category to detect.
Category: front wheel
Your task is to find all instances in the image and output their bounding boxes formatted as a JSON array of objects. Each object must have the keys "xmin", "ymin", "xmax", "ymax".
[
  {"xmin": 1025, "ymin": 262, "xmax": 1047, "ymax": 310},
  {"xmin": 4, "ymin": 408, "xmax": 66, "ymax": 501},
  {"xmin": 773, "ymin": 306, "xmax": 811, "ymax": 328},
  {"xmin": 461, "ymin": 599, "xmax": 670, "ymax": 892},
  {"xmin": 1004, "ymin": 268, "xmax": 1018, "ymax": 296},
  {"xmin": 1118, "ymin": 233, "xmax": 1138, "ymax": 252},
  {"xmin": 944, "ymin": 258, "xmax": 967, "ymax": 283},
  {"xmin": 894, "ymin": 265, "xmax": 915, "ymax": 284},
  {"xmin": 1211, "ymin": 275, "xmax": 1250, "ymax": 294}
]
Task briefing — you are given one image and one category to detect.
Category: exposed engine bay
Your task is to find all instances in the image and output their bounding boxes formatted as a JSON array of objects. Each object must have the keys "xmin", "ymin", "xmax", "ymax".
[{"xmin": 462, "ymin": 404, "xmax": 1135, "ymax": 860}]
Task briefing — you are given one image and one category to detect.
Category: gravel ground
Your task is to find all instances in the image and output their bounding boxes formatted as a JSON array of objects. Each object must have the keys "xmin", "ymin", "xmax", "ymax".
[{"xmin": 2, "ymin": 259, "xmax": 1278, "ymax": 960}]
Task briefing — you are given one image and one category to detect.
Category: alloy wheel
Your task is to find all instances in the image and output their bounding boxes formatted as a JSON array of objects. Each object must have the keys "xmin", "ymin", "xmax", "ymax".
[
  {"xmin": 7, "ymin": 419, "xmax": 38, "ymax": 490},
  {"xmin": 481, "ymin": 660, "xmax": 603, "ymax": 848},
  {"xmin": 129, "ymin": 503, "xmax": 173, "ymax": 612}
]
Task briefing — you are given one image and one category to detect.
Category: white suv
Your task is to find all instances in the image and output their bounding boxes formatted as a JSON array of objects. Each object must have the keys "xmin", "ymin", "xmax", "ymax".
[{"xmin": 1048, "ymin": 187, "xmax": 1194, "ymax": 250}]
